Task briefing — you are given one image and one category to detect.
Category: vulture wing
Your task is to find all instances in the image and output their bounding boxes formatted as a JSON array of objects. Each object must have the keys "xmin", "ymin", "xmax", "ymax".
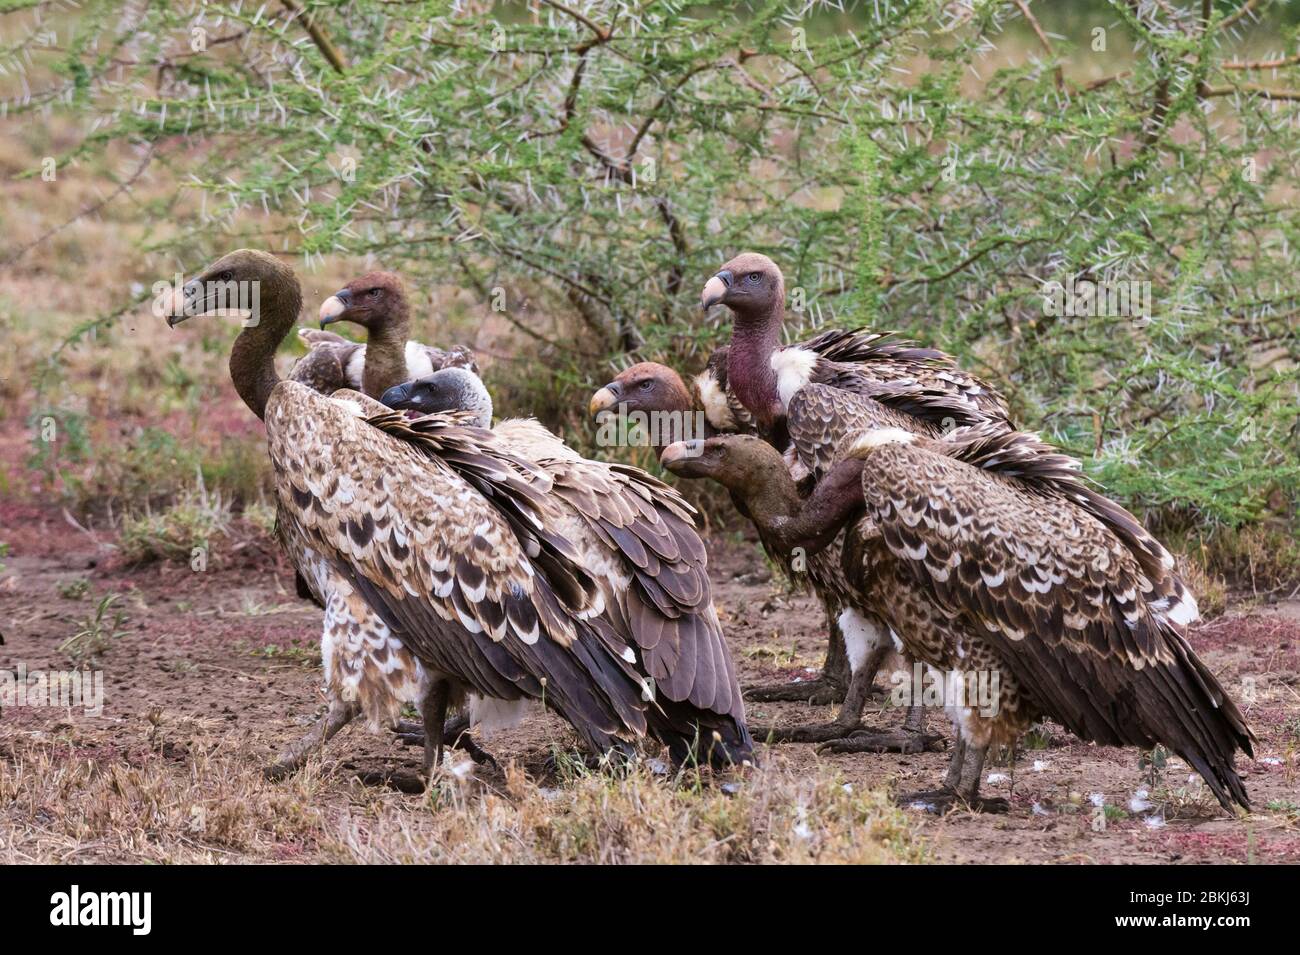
[
  {"xmin": 544, "ymin": 456, "xmax": 743, "ymax": 722},
  {"xmin": 787, "ymin": 383, "xmax": 939, "ymax": 480},
  {"xmin": 857, "ymin": 437, "xmax": 1254, "ymax": 809},
  {"xmin": 267, "ymin": 383, "xmax": 654, "ymax": 753},
  {"xmin": 288, "ymin": 333, "xmax": 360, "ymax": 395}
]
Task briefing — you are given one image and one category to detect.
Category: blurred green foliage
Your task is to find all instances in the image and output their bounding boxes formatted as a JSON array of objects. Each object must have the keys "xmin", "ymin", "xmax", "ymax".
[{"xmin": 10, "ymin": 0, "xmax": 1298, "ymax": 530}]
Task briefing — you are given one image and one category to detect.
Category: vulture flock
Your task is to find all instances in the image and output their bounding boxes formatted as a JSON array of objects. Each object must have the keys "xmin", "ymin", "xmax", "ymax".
[{"xmin": 160, "ymin": 248, "xmax": 1255, "ymax": 815}]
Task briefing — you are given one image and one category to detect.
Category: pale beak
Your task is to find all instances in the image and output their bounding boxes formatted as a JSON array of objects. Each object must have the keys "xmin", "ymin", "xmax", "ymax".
[
  {"xmin": 701, "ymin": 274, "xmax": 728, "ymax": 312},
  {"xmin": 660, "ymin": 439, "xmax": 703, "ymax": 470},
  {"xmin": 163, "ymin": 281, "xmax": 198, "ymax": 327},
  {"xmin": 589, "ymin": 385, "xmax": 619, "ymax": 418},
  {"xmin": 318, "ymin": 292, "xmax": 348, "ymax": 326}
]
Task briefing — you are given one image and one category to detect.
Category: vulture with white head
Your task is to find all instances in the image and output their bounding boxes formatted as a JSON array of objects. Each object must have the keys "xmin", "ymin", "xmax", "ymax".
[{"xmin": 164, "ymin": 251, "xmax": 751, "ymax": 776}]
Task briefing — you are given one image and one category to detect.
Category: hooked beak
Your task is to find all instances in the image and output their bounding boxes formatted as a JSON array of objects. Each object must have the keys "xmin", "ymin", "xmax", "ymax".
[
  {"xmin": 701, "ymin": 269, "xmax": 732, "ymax": 312},
  {"xmin": 660, "ymin": 439, "xmax": 705, "ymax": 473},
  {"xmin": 318, "ymin": 288, "xmax": 352, "ymax": 327},
  {"xmin": 589, "ymin": 382, "xmax": 621, "ymax": 418},
  {"xmin": 380, "ymin": 380, "xmax": 418, "ymax": 411},
  {"xmin": 163, "ymin": 280, "xmax": 202, "ymax": 328}
]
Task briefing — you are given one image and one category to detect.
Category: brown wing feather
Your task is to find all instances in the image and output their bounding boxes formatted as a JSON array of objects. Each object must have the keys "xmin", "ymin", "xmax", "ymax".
[
  {"xmin": 858, "ymin": 438, "xmax": 1254, "ymax": 809},
  {"xmin": 519, "ymin": 447, "xmax": 745, "ymax": 724},
  {"xmin": 787, "ymin": 384, "xmax": 941, "ymax": 480},
  {"xmin": 267, "ymin": 383, "xmax": 657, "ymax": 753}
]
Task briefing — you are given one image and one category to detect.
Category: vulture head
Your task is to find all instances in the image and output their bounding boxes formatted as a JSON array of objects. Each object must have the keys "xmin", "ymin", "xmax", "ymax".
[
  {"xmin": 163, "ymin": 249, "xmax": 296, "ymax": 329},
  {"xmin": 381, "ymin": 367, "xmax": 494, "ymax": 428},
  {"xmin": 661, "ymin": 434, "xmax": 790, "ymax": 498},
  {"xmin": 700, "ymin": 252, "xmax": 785, "ymax": 323},
  {"xmin": 318, "ymin": 271, "xmax": 407, "ymax": 332},
  {"xmin": 589, "ymin": 362, "xmax": 693, "ymax": 419}
]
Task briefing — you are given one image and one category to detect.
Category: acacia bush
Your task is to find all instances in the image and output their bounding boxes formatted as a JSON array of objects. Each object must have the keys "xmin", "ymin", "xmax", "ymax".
[{"xmin": 6, "ymin": 0, "xmax": 1298, "ymax": 533}]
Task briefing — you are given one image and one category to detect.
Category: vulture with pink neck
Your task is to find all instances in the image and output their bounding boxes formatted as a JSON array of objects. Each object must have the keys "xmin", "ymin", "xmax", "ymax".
[
  {"xmin": 682, "ymin": 253, "xmax": 1020, "ymax": 744},
  {"xmin": 164, "ymin": 250, "xmax": 751, "ymax": 775}
]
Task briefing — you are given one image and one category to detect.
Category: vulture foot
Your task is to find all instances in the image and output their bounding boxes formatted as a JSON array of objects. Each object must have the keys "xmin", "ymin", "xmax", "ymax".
[
  {"xmin": 263, "ymin": 699, "xmax": 359, "ymax": 780},
  {"xmin": 751, "ymin": 719, "xmax": 863, "ymax": 744},
  {"xmin": 394, "ymin": 714, "xmax": 498, "ymax": 767},
  {"xmin": 815, "ymin": 725, "xmax": 945, "ymax": 755},
  {"xmin": 895, "ymin": 788, "xmax": 1010, "ymax": 815},
  {"xmin": 744, "ymin": 677, "xmax": 847, "ymax": 705}
]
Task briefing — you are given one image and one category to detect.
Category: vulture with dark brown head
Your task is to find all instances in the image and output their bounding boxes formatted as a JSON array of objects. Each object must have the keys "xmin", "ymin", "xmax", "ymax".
[
  {"xmin": 687, "ymin": 403, "xmax": 1255, "ymax": 812},
  {"xmin": 164, "ymin": 251, "xmax": 751, "ymax": 777},
  {"xmin": 289, "ymin": 270, "xmax": 476, "ymax": 399}
]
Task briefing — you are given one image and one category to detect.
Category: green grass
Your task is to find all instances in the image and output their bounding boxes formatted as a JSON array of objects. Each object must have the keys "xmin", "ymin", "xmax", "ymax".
[{"xmin": 59, "ymin": 594, "xmax": 129, "ymax": 666}]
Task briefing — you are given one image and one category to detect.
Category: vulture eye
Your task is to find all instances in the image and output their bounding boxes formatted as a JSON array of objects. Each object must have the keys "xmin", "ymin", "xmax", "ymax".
[
  {"xmin": 368, "ymin": 288, "xmax": 382, "ymax": 299},
  {"xmin": 218, "ymin": 270, "xmax": 233, "ymax": 282},
  {"xmin": 746, "ymin": 272, "xmax": 761, "ymax": 283},
  {"xmin": 639, "ymin": 380, "xmax": 653, "ymax": 391}
]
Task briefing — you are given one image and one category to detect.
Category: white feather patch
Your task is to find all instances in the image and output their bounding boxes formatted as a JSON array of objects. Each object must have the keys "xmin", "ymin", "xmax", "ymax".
[
  {"xmin": 345, "ymin": 347, "xmax": 366, "ymax": 388},
  {"xmin": 693, "ymin": 371, "xmax": 737, "ymax": 430},
  {"xmin": 838, "ymin": 608, "xmax": 888, "ymax": 674},
  {"xmin": 848, "ymin": 428, "xmax": 918, "ymax": 456},
  {"xmin": 404, "ymin": 340, "xmax": 435, "ymax": 380},
  {"xmin": 770, "ymin": 346, "xmax": 818, "ymax": 411}
]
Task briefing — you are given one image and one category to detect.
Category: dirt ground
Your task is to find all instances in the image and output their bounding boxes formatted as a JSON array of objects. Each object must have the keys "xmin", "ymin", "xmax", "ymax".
[{"xmin": 2, "ymin": 497, "xmax": 1297, "ymax": 864}]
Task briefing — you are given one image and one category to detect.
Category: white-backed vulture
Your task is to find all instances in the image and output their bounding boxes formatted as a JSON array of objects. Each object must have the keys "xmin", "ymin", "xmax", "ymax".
[
  {"xmin": 380, "ymin": 368, "xmax": 750, "ymax": 764},
  {"xmin": 588, "ymin": 335, "xmax": 1003, "ymax": 718},
  {"xmin": 164, "ymin": 250, "xmax": 752, "ymax": 774}
]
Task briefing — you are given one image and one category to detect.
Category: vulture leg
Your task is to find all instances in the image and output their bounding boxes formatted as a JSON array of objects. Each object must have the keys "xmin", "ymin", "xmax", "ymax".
[
  {"xmin": 755, "ymin": 615, "xmax": 940, "ymax": 751},
  {"xmin": 902, "ymin": 703, "xmax": 928, "ymax": 736},
  {"xmin": 745, "ymin": 608, "xmax": 851, "ymax": 705},
  {"xmin": 394, "ymin": 714, "xmax": 497, "ymax": 766},
  {"xmin": 264, "ymin": 699, "xmax": 359, "ymax": 780},
  {"xmin": 750, "ymin": 642, "xmax": 884, "ymax": 743},
  {"xmin": 420, "ymin": 679, "xmax": 451, "ymax": 776},
  {"xmin": 897, "ymin": 737, "xmax": 1009, "ymax": 814}
]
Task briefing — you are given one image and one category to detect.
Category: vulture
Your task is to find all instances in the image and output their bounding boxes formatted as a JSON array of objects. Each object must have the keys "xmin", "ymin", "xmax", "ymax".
[
  {"xmin": 380, "ymin": 367, "xmax": 750, "ymax": 763},
  {"xmin": 681, "ymin": 408, "xmax": 1255, "ymax": 812},
  {"xmin": 588, "ymin": 339, "xmax": 976, "ymax": 705},
  {"xmin": 164, "ymin": 250, "xmax": 751, "ymax": 775},
  {"xmin": 288, "ymin": 270, "xmax": 476, "ymax": 399},
  {"xmin": 285, "ymin": 274, "xmax": 477, "ymax": 611},
  {"xmin": 679, "ymin": 252, "xmax": 1015, "ymax": 743}
]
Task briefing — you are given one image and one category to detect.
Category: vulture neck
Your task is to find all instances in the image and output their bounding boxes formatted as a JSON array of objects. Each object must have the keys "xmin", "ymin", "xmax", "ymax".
[
  {"xmin": 736, "ymin": 467, "xmax": 805, "ymax": 539},
  {"xmin": 361, "ymin": 301, "xmax": 411, "ymax": 399},
  {"xmin": 229, "ymin": 275, "xmax": 301, "ymax": 421},
  {"xmin": 727, "ymin": 306, "xmax": 783, "ymax": 437}
]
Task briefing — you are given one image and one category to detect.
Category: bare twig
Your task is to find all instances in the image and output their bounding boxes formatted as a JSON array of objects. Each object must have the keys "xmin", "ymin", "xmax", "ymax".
[
  {"xmin": 1013, "ymin": 0, "xmax": 1063, "ymax": 90},
  {"xmin": 280, "ymin": 0, "xmax": 347, "ymax": 74}
]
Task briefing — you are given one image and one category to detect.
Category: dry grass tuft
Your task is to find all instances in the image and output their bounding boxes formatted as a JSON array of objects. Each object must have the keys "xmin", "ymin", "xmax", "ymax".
[
  {"xmin": 327, "ymin": 755, "xmax": 926, "ymax": 865},
  {"xmin": 0, "ymin": 727, "xmax": 924, "ymax": 864}
]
